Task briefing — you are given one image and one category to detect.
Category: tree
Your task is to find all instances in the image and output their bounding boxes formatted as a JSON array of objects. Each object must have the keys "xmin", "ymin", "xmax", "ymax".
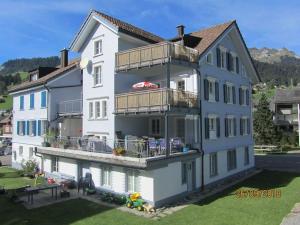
[{"xmin": 253, "ymin": 93, "xmax": 278, "ymax": 144}]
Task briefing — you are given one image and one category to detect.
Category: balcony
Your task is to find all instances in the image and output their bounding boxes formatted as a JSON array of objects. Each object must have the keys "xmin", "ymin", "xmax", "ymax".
[
  {"xmin": 115, "ymin": 42, "xmax": 199, "ymax": 72},
  {"xmin": 115, "ymin": 88, "xmax": 199, "ymax": 114},
  {"xmin": 38, "ymin": 136, "xmax": 198, "ymax": 168},
  {"xmin": 274, "ymin": 114, "xmax": 298, "ymax": 125},
  {"xmin": 58, "ymin": 99, "xmax": 82, "ymax": 116}
]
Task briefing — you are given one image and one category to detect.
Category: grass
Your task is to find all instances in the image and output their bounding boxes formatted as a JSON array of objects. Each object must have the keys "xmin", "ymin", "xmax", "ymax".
[
  {"xmin": 253, "ymin": 88, "xmax": 276, "ymax": 101},
  {"xmin": 0, "ymin": 167, "xmax": 33, "ymax": 189},
  {"xmin": 0, "ymin": 95, "xmax": 12, "ymax": 110},
  {"xmin": 17, "ymin": 71, "xmax": 29, "ymax": 81},
  {"xmin": 0, "ymin": 167, "xmax": 300, "ymax": 225}
]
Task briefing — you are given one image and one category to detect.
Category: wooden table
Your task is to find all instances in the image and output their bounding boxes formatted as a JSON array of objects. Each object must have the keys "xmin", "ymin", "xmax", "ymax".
[{"xmin": 25, "ymin": 183, "xmax": 60, "ymax": 205}]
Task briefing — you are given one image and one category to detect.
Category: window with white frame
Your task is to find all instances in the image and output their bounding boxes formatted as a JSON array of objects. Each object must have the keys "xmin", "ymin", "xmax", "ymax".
[
  {"xmin": 208, "ymin": 79, "xmax": 216, "ymax": 101},
  {"xmin": 51, "ymin": 157, "xmax": 59, "ymax": 172},
  {"xmin": 150, "ymin": 118, "xmax": 160, "ymax": 136},
  {"xmin": 210, "ymin": 152, "xmax": 218, "ymax": 177},
  {"xmin": 95, "ymin": 101, "xmax": 101, "ymax": 119},
  {"xmin": 93, "ymin": 65, "xmax": 102, "ymax": 86},
  {"xmin": 209, "ymin": 116, "xmax": 217, "ymax": 139},
  {"xmin": 220, "ymin": 48, "xmax": 226, "ymax": 69},
  {"xmin": 94, "ymin": 39, "xmax": 102, "ymax": 55},
  {"xmin": 29, "ymin": 147, "xmax": 34, "ymax": 158},
  {"xmin": 177, "ymin": 80, "xmax": 185, "ymax": 91},
  {"xmin": 18, "ymin": 121, "xmax": 25, "ymax": 136},
  {"xmin": 102, "ymin": 100, "xmax": 107, "ymax": 118},
  {"xmin": 41, "ymin": 120, "xmax": 48, "ymax": 136},
  {"xmin": 29, "ymin": 121, "xmax": 36, "ymax": 136},
  {"xmin": 239, "ymin": 87, "xmax": 247, "ymax": 105},
  {"xmin": 206, "ymin": 52, "xmax": 213, "ymax": 64},
  {"xmin": 227, "ymin": 149, "xmax": 237, "ymax": 171},
  {"xmin": 241, "ymin": 65, "xmax": 247, "ymax": 77},
  {"xmin": 226, "ymin": 116, "xmax": 236, "ymax": 137},
  {"xmin": 101, "ymin": 167, "xmax": 111, "ymax": 187},
  {"xmin": 89, "ymin": 102, "xmax": 94, "ymax": 119},
  {"xmin": 244, "ymin": 146, "xmax": 250, "ymax": 165},
  {"xmin": 240, "ymin": 117, "xmax": 249, "ymax": 135},
  {"xmin": 19, "ymin": 146, "xmax": 23, "ymax": 157},
  {"xmin": 126, "ymin": 170, "xmax": 139, "ymax": 193},
  {"xmin": 226, "ymin": 84, "xmax": 233, "ymax": 103}
]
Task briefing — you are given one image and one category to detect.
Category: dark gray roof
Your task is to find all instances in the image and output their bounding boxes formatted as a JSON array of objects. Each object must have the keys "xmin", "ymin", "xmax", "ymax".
[{"xmin": 274, "ymin": 88, "xmax": 300, "ymax": 104}]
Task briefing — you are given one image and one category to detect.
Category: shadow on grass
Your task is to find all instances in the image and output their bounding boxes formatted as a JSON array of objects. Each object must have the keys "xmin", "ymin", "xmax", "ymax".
[
  {"xmin": 0, "ymin": 197, "xmax": 114, "ymax": 225},
  {"xmin": 195, "ymin": 170, "xmax": 300, "ymax": 207}
]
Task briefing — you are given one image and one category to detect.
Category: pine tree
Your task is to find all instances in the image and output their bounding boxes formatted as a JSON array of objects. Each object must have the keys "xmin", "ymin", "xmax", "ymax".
[{"xmin": 253, "ymin": 93, "xmax": 278, "ymax": 144}]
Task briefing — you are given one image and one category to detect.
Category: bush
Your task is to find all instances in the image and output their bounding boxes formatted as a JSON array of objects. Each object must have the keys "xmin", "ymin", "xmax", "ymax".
[
  {"xmin": 21, "ymin": 160, "xmax": 38, "ymax": 177},
  {"xmin": 280, "ymin": 134, "xmax": 290, "ymax": 146},
  {"xmin": 289, "ymin": 132, "xmax": 298, "ymax": 147}
]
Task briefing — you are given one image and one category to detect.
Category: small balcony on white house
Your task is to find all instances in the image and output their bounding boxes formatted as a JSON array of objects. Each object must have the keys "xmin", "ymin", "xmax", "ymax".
[{"xmin": 57, "ymin": 99, "xmax": 83, "ymax": 116}]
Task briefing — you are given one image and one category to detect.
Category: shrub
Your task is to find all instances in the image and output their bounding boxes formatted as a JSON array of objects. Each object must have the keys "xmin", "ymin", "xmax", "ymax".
[
  {"xmin": 280, "ymin": 134, "xmax": 290, "ymax": 146},
  {"xmin": 21, "ymin": 159, "xmax": 38, "ymax": 177},
  {"xmin": 289, "ymin": 132, "xmax": 299, "ymax": 147}
]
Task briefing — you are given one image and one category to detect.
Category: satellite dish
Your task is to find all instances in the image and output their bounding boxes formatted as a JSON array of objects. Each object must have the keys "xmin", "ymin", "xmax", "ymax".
[{"xmin": 80, "ymin": 58, "xmax": 89, "ymax": 69}]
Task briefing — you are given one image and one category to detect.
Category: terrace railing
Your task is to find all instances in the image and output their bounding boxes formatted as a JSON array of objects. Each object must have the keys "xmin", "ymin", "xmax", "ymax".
[
  {"xmin": 115, "ymin": 88, "xmax": 198, "ymax": 114},
  {"xmin": 115, "ymin": 42, "xmax": 199, "ymax": 71},
  {"xmin": 58, "ymin": 99, "xmax": 82, "ymax": 115}
]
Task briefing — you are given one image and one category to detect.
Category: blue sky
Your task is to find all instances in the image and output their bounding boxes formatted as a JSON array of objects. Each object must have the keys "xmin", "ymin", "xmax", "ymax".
[{"xmin": 1, "ymin": 0, "xmax": 300, "ymax": 64}]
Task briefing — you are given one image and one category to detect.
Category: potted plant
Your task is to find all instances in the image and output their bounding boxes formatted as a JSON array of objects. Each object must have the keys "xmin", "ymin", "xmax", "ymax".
[
  {"xmin": 112, "ymin": 147, "xmax": 125, "ymax": 156},
  {"xmin": 58, "ymin": 139, "xmax": 68, "ymax": 149}
]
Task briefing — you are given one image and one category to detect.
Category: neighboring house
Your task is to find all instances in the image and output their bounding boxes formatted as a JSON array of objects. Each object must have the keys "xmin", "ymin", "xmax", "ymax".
[
  {"xmin": 0, "ymin": 113, "xmax": 12, "ymax": 138},
  {"xmin": 9, "ymin": 50, "xmax": 82, "ymax": 169},
  {"xmin": 10, "ymin": 10, "xmax": 260, "ymax": 207},
  {"xmin": 273, "ymin": 88, "xmax": 300, "ymax": 136}
]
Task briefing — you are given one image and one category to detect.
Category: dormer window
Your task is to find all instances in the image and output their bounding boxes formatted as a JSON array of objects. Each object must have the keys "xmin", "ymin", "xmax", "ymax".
[
  {"xmin": 31, "ymin": 73, "xmax": 38, "ymax": 81},
  {"xmin": 206, "ymin": 52, "xmax": 213, "ymax": 65},
  {"xmin": 94, "ymin": 39, "xmax": 102, "ymax": 55}
]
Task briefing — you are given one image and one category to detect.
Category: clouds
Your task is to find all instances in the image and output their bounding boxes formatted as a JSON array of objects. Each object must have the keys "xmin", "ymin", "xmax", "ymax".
[{"xmin": 0, "ymin": 0, "xmax": 300, "ymax": 63}]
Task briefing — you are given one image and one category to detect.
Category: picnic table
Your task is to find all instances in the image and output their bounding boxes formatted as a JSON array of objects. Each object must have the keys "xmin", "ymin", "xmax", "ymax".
[{"xmin": 25, "ymin": 183, "xmax": 60, "ymax": 204}]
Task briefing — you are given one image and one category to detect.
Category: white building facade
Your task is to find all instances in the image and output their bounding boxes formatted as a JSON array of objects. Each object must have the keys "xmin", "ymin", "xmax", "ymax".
[{"xmin": 10, "ymin": 10, "xmax": 260, "ymax": 207}]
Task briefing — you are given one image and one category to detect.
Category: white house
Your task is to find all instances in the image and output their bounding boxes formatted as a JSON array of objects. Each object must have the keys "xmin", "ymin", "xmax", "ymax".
[{"xmin": 10, "ymin": 10, "xmax": 260, "ymax": 207}]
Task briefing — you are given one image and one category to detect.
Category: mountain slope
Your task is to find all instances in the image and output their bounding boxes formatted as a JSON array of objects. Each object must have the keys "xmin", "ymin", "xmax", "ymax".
[{"xmin": 249, "ymin": 47, "xmax": 300, "ymax": 85}]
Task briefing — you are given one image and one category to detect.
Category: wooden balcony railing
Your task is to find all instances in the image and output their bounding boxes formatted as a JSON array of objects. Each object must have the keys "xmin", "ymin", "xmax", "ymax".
[
  {"xmin": 115, "ymin": 88, "xmax": 198, "ymax": 114},
  {"xmin": 115, "ymin": 42, "xmax": 199, "ymax": 71}
]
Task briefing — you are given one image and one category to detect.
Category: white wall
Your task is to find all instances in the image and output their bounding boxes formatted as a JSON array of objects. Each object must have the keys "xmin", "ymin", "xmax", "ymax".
[{"xmin": 11, "ymin": 143, "xmax": 42, "ymax": 169}]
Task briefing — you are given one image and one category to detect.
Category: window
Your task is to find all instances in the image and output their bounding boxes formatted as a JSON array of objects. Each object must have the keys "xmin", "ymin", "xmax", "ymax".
[
  {"xmin": 93, "ymin": 65, "xmax": 102, "ymax": 86},
  {"xmin": 101, "ymin": 167, "xmax": 111, "ymax": 187},
  {"xmin": 224, "ymin": 83, "xmax": 235, "ymax": 104},
  {"xmin": 126, "ymin": 170, "xmax": 139, "ymax": 193},
  {"xmin": 102, "ymin": 100, "xmax": 107, "ymax": 118},
  {"xmin": 221, "ymin": 50, "xmax": 226, "ymax": 69},
  {"xmin": 17, "ymin": 121, "xmax": 26, "ymax": 136},
  {"xmin": 177, "ymin": 80, "xmax": 185, "ymax": 91},
  {"xmin": 41, "ymin": 91, "xmax": 47, "ymax": 108},
  {"xmin": 225, "ymin": 117, "xmax": 236, "ymax": 137},
  {"xmin": 241, "ymin": 65, "xmax": 247, "ymax": 77},
  {"xmin": 181, "ymin": 162, "xmax": 187, "ymax": 184},
  {"xmin": 227, "ymin": 149, "xmax": 237, "ymax": 171},
  {"xmin": 94, "ymin": 39, "xmax": 102, "ymax": 55},
  {"xmin": 19, "ymin": 146, "xmax": 23, "ymax": 157},
  {"xmin": 206, "ymin": 52, "xmax": 213, "ymax": 64},
  {"xmin": 239, "ymin": 87, "xmax": 249, "ymax": 106},
  {"xmin": 208, "ymin": 80, "xmax": 215, "ymax": 101},
  {"xmin": 89, "ymin": 102, "xmax": 94, "ymax": 119},
  {"xmin": 30, "ymin": 93, "xmax": 35, "ymax": 109},
  {"xmin": 29, "ymin": 147, "xmax": 34, "ymax": 158},
  {"xmin": 31, "ymin": 73, "xmax": 38, "ymax": 81},
  {"xmin": 209, "ymin": 117, "xmax": 216, "ymax": 139},
  {"xmin": 150, "ymin": 118, "xmax": 160, "ymax": 136},
  {"xmin": 205, "ymin": 116, "xmax": 220, "ymax": 139},
  {"xmin": 95, "ymin": 101, "xmax": 101, "ymax": 118},
  {"xmin": 210, "ymin": 153, "xmax": 218, "ymax": 177},
  {"xmin": 51, "ymin": 157, "xmax": 59, "ymax": 172},
  {"xmin": 240, "ymin": 117, "xmax": 250, "ymax": 135},
  {"xmin": 244, "ymin": 146, "xmax": 250, "ymax": 165},
  {"xmin": 204, "ymin": 78, "xmax": 219, "ymax": 102},
  {"xmin": 41, "ymin": 120, "xmax": 48, "ymax": 136},
  {"xmin": 20, "ymin": 96, "xmax": 24, "ymax": 110},
  {"xmin": 28, "ymin": 121, "xmax": 36, "ymax": 136}
]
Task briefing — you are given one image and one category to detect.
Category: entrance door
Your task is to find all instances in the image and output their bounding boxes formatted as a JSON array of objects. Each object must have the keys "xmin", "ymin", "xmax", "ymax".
[{"xmin": 186, "ymin": 161, "xmax": 195, "ymax": 192}]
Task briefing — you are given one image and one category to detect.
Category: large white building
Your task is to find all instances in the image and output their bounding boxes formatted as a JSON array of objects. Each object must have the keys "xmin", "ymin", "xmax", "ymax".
[{"xmin": 10, "ymin": 10, "xmax": 260, "ymax": 207}]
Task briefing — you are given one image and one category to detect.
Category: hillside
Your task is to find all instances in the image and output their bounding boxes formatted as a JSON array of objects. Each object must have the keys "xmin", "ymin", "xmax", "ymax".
[{"xmin": 249, "ymin": 48, "xmax": 300, "ymax": 86}]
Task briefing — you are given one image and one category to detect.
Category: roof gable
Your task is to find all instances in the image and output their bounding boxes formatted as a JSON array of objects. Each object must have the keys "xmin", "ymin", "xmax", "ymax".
[{"xmin": 70, "ymin": 10, "xmax": 164, "ymax": 51}]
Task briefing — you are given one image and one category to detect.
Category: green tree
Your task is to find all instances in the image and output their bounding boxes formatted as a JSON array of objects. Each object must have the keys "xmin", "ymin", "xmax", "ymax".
[{"xmin": 253, "ymin": 93, "xmax": 278, "ymax": 144}]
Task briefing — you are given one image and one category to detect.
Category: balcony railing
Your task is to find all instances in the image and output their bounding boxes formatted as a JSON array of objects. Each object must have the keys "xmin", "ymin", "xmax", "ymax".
[
  {"xmin": 44, "ymin": 136, "xmax": 191, "ymax": 158},
  {"xmin": 58, "ymin": 99, "xmax": 82, "ymax": 115},
  {"xmin": 115, "ymin": 88, "xmax": 198, "ymax": 114},
  {"xmin": 274, "ymin": 114, "xmax": 298, "ymax": 124},
  {"xmin": 115, "ymin": 42, "xmax": 199, "ymax": 71}
]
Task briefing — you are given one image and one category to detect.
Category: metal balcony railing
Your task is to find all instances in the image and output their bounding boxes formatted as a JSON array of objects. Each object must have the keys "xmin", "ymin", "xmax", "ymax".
[
  {"xmin": 58, "ymin": 99, "xmax": 82, "ymax": 115},
  {"xmin": 115, "ymin": 88, "xmax": 199, "ymax": 114},
  {"xmin": 115, "ymin": 42, "xmax": 199, "ymax": 71}
]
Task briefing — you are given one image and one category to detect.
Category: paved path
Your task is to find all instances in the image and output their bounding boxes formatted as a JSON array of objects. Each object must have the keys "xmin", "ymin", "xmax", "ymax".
[
  {"xmin": 281, "ymin": 203, "xmax": 300, "ymax": 225},
  {"xmin": 255, "ymin": 154, "xmax": 300, "ymax": 173},
  {"xmin": 0, "ymin": 155, "xmax": 11, "ymax": 166}
]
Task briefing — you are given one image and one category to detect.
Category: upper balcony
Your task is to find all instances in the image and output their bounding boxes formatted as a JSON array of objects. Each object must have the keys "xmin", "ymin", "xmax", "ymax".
[
  {"xmin": 57, "ymin": 99, "xmax": 83, "ymax": 116},
  {"xmin": 115, "ymin": 88, "xmax": 199, "ymax": 115},
  {"xmin": 115, "ymin": 42, "xmax": 199, "ymax": 72},
  {"xmin": 274, "ymin": 114, "xmax": 298, "ymax": 125}
]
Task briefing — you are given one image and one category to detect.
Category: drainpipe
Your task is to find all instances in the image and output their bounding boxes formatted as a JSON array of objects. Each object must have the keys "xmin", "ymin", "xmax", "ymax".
[{"xmin": 196, "ymin": 68, "xmax": 205, "ymax": 191}]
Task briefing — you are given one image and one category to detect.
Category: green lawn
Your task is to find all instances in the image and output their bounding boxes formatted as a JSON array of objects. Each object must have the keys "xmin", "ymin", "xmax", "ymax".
[
  {"xmin": 0, "ymin": 95, "xmax": 12, "ymax": 110},
  {"xmin": 0, "ymin": 167, "xmax": 300, "ymax": 225},
  {"xmin": 0, "ymin": 167, "xmax": 33, "ymax": 189}
]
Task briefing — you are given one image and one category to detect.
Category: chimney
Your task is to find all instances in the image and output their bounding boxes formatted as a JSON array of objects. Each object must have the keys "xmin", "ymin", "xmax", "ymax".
[
  {"xmin": 60, "ymin": 48, "xmax": 68, "ymax": 68},
  {"xmin": 176, "ymin": 25, "xmax": 185, "ymax": 38}
]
